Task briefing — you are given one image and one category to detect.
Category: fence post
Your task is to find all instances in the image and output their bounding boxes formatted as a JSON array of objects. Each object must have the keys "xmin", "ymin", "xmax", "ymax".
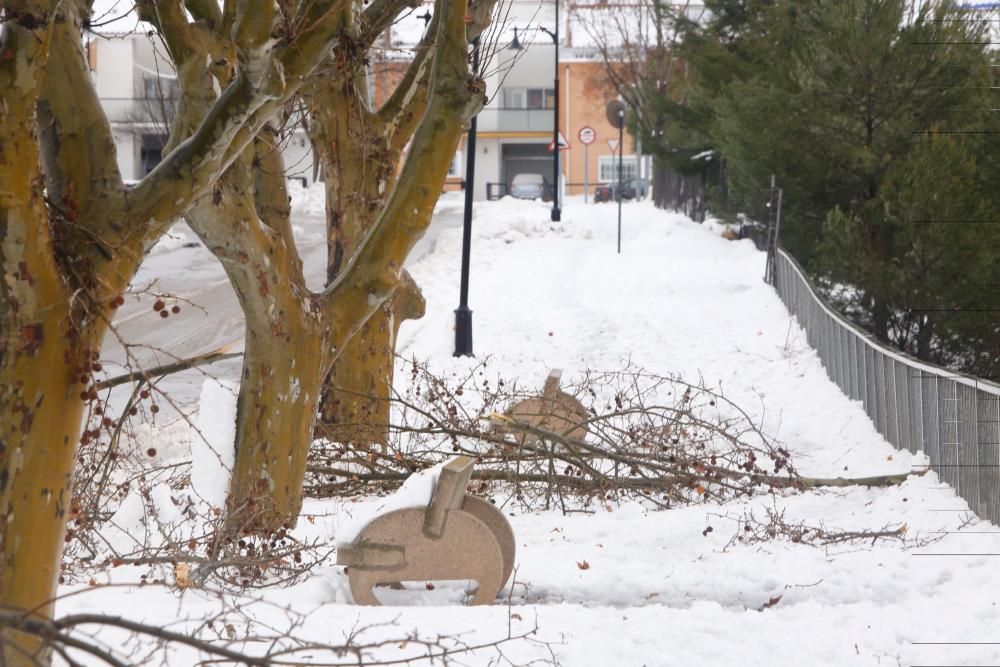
[{"xmin": 764, "ymin": 187, "xmax": 783, "ymax": 285}]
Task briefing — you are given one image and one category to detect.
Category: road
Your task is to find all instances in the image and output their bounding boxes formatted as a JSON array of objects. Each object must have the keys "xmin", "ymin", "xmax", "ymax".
[{"xmin": 101, "ymin": 193, "xmax": 467, "ymax": 409}]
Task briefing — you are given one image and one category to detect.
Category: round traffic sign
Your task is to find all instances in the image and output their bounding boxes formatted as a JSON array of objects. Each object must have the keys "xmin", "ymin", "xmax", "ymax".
[
  {"xmin": 606, "ymin": 100, "xmax": 626, "ymax": 129},
  {"xmin": 578, "ymin": 126, "xmax": 596, "ymax": 145}
]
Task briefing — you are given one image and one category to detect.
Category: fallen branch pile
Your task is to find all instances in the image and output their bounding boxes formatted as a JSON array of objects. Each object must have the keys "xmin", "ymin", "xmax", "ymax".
[{"xmin": 309, "ymin": 360, "xmax": 805, "ymax": 510}]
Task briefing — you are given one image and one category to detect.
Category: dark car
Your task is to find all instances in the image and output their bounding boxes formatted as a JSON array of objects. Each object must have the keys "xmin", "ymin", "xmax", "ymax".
[{"xmin": 594, "ymin": 179, "xmax": 639, "ymax": 203}]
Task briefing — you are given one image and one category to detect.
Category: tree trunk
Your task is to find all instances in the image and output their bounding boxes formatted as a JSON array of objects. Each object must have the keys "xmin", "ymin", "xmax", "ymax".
[
  {"xmin": 185, "ymin": 156, "xmax": 328, "ymax": 534},
  {"xmin": 318, "ymin": 274, "xmax": 425, "ymax": 447},
  {"xmin": 0, "ymin": 321, "xmax": 99, "ymax": 637},
  {"xmin": 0, "ymin": 131, "xmax": 106, "ymax": 657},
  {"xmin": 916, "ymin": 315, "xmax": 934, "ymax": 361},
  {"xmin": 0, "ymin": 200, "xmax": 101, "ymax": 661},
  {"xmin": 0, "ymin": 11, "xmax": 81, "ymax": 662},
  {"xmin": 226, "ymin": 319, "xmax": 328, "ymax": 533},
  {"xmin": 872, "ymin": 294, "xmax": 890, "ymax": 342},
  {"xmin": 651, "ymin": 158, "xmax": 668, "ymax": 209},
  {"xmin": 306, "ymin": 57, "xmax": 429, "ymax": 448}
]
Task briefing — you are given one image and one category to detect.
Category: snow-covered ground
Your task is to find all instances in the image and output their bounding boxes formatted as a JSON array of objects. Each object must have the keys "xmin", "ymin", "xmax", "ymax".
[{"xmin": 67, "ymin": 192, "xmax": 999, "ymax": 666}]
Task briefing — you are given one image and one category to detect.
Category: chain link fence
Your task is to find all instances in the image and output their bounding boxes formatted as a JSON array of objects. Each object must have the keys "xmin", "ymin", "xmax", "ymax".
[{"xmin": 773, "ymin": 248, "xmax": 1000, "ymax": 523}]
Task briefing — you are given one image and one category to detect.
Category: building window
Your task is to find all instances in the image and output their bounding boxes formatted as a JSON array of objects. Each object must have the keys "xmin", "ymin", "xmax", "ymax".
[
  {"xmin": 502, "ymin": 88, "xmax": 524, "ymax": 109},
  {"xmin": 142, "ymin": 76, "xmax": 179, "ymax": 100},
  {"xmin": 599, "ymin": 155, "xmax": 638, "ymax": 182},
  {"xmin": 502, "ymin": 87, "xmax": 555, "ymax": 109},
  {"xmin": 447, "ymin": 151, "xmax": 462, "ymax": 177}
]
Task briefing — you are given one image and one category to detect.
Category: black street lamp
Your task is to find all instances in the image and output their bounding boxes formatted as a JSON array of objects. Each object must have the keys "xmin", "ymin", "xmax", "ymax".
[
  {"xmin": 539, "ymin": 20, "xmax": 560, "ymax": 223},
  {"xmin": 509, "ymin": 2, "xmax": 562, "ymax": 222},
  {"xmin": 455, "ymin": 39, "xmax": 480, "ymax": 357}
]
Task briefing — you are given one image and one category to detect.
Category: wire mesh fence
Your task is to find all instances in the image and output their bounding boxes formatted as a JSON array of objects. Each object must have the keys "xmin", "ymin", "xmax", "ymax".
[{"xmin": 773, "ymin": 248, "xmax": 1000, "ymax": 523}]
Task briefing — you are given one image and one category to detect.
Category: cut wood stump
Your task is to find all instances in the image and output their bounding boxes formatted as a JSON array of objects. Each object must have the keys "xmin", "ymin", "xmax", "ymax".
[{"xmin": 336, "ymin": 456, "xmax": 516, "ymax": 605}]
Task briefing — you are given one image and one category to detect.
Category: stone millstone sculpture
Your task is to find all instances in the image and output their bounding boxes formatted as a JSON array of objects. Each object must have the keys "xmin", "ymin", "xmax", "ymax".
[
  {"xmin": 336, "ymin": 456, "xmax": 516, "ymax": 605},
  {"xmin": 502, "ymin": 369, "xmax": 589, "ymax": 445}
]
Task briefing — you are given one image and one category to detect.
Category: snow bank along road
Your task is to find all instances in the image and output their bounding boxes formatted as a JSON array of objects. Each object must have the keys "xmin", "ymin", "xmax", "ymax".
[{"xmin": 80, "ymin": 193, "xmax": 998, "ymax": 666}]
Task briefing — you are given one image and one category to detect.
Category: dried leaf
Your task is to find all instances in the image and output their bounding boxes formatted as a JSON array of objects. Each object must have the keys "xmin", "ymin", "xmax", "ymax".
[
  {"xmin": 759, "ymin": 595, "xmax": 782, "ymax": 611},
  {"xmin": 577, "ymin": 560, "xmax": 590, "ymax": 570},
  {"xmin": 174, "ymin": 562, "xmax": 191, "ymax": 588}
]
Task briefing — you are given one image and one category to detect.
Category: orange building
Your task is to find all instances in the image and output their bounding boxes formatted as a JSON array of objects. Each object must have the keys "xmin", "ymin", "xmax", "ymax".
[
  {"xmin": 558, "ymin": 58, "xmax": 640, "ymax": 198},
  {"xmin": 449, "ymin": 46, "xmax": 643, "ymax": 202},
  {"xmin": 363, "ymin": 24, "xmax": 649, "ymax": 201}
]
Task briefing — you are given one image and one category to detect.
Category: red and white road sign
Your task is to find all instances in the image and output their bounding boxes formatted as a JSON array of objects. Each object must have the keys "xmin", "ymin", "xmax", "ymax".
[
  {"xmin": 547, "ymin": 131, "xmax": 570, "ymax": 152},
  {"xmin": 607, "ymin": 138, "xmax": 620, "ymax": 152},
  {"xmin": 578, "ymin": 126, "xmax": 596, "ymax": 145}
]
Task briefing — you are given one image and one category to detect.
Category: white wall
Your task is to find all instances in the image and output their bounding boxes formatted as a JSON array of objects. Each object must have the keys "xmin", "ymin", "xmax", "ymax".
[
  {"xmin": 471, "ymin": 137, "xmax": 502, "ymax": 201},
  {"xmin": 92, "ymin": 37, "xmax": 133, "ymax": 99},
  {"xmin": 499, "ymin": 43, "xmax": 557, "ymax": 91},
  {"xmin": 282, "ymin": 129, "xmax": 315, "ymax": 186},
  {"xmin": 113, "ymin": 130, "xmax": 138, "ymax": 181}
]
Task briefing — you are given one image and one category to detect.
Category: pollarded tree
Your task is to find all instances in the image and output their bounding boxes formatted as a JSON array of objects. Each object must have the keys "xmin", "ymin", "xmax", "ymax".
[
  {"xmin": 308, "ymin": 2, "xmax": 496, "ymax": 452},
  {"xmin": 0, "ymin": 0, "xmax": 357, "ymax": 661},
  {"xmin": 148, "ymin": 0, "xmax": 494, "ymax": 533}
]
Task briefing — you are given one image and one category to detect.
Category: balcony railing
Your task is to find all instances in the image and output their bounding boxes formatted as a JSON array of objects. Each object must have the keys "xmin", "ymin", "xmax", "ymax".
[
  {"xmin": 99, "ymin": 97, "xmax": 177, "ymax": 125},
  {"xmin": 476, "ymin": 107, "xmax": 553, "ymax": 133}
]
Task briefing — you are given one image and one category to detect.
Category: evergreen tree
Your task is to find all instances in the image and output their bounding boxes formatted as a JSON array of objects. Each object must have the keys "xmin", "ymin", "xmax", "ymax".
[
  {"xmin": 711, "ymin": 0, "xmax": 993, "ymax": 341},
  {"xmin": 673, "ymin": 0, "xmax": 998, "ymax": 375}
]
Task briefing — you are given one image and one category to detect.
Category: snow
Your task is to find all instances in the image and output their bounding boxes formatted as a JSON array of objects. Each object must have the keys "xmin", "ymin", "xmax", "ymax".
[
  {"xmin": 334, "ymin": 460, "xmax": 448, "ymax": 545},
  {"xmin": 70, "ymin": 190, "xmax": 1000, "ymax": 666},
  {"xmin": 288, "ymin": 180, "xmax": 326, "ymax": 218},
  {"xmin": 191, "ymin": 378, "xmax": 238, "ymax": 508}
]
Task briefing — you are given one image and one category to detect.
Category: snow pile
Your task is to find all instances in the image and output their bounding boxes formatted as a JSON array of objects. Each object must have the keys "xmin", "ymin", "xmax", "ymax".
[
  {"xmin": 472, "ymin": 197, "xmax": 594, "ymax": 245},
  {"xmin": 191, "ymin": 378, "xmax": 238, "ymax": 508},
  {"xmin": 335, "ymin": 460, "xmax": 448, "ymax": 545},
  {"xmin": 288, "ymin": 180, "xmax": 326, "ymax": 217}
]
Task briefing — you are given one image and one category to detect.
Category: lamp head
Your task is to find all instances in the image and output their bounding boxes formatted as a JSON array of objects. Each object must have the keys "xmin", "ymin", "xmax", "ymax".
[{"xmin": 508, "ymin": 27, "xmax": 523, "ymax": 51}]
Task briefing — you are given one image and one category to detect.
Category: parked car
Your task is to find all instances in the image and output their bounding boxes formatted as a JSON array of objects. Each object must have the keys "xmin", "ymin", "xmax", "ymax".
[
  {"xmin": 510, "ymin": 173, "xmax": 550, "ymax": 201},
  {"xmin": 594, "ymin": 178, "xmax": 639, "ymax": 203}
]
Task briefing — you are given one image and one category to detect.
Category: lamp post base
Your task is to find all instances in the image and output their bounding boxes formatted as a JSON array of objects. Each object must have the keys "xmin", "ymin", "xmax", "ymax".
[
  {"xmin": 454, "ymin": 306, "xmax": 473, "ymax": 357},
  {"xmin": 550, "ymin": 205, "xmax": 561, "ymax": 222}
]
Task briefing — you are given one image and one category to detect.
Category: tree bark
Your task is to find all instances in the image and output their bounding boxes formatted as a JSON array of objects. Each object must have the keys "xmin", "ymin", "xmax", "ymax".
[
  {"xmin": 227, "ymin": 319, "xmax": 328, "ymax": 533},
  {"xmin": 0, "ymin": 8, "xmax": 86, "ymax": 663},
  {"xmin": 184, "ymin": 151, "xmax": 327, "ymax": 533},
  {"xmin": 318, "ymin": 274, "xmax": 425, "ymax": 447},
  {"xmin": 307, "ymin": 33, "xmax": 436, "ymax": 446}
]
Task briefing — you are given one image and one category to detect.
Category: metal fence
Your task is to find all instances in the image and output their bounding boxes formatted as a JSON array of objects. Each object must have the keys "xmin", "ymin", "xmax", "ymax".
[{"xmin": 773, "ymin": 248, "xmax": 1000, "ymax": 523}]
